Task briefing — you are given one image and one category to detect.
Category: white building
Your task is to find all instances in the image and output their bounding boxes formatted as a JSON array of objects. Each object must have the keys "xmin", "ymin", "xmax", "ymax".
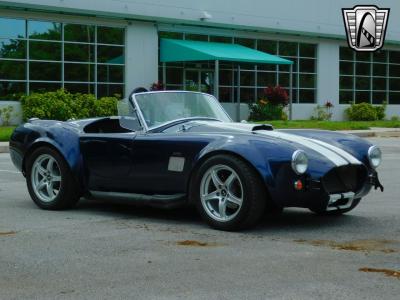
[{"xmin": 0, "ymin": 0, "xmax": 399, "ymax": 121}]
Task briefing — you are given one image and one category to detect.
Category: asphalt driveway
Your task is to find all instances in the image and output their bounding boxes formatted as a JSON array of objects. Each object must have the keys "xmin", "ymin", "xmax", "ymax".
[{"xmin": 0, "ymin": 137, "xmax": 399, "ymax": 299}]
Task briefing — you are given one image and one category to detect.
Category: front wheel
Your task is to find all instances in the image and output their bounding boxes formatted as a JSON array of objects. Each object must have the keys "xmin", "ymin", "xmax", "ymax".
[
  {"xmin": 26, "ymin": 147, "xmax": 80, "ymax": 210},
  {"xmin": 309, "ymin": 198, "xmax": 361, "ymax": 216},
  {"xmin": 192, "ymin": 154, "xmax": 266, "ymax": 231}
]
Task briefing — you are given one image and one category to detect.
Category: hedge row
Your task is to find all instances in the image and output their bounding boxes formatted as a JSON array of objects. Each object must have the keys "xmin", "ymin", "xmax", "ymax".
[
  {"xmin": 21, "ymin": 89, "xmax": 118, "ymax": 121},
  {"xmin": 345, "ymin": 102, "xmax": 386, "ymax": 121}
]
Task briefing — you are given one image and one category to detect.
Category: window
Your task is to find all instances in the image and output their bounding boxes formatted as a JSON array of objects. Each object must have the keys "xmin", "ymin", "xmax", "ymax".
[
  {"xmin": 339, "ymin": 46, "xmax": 400, "ymax": 104},
  {"xmin": 159, "ymin": 32, "xmax": 317, "ymax": 103},
  {"xmin": 0, "ymin": 17, "xmax": 125, "ymax": 100}
]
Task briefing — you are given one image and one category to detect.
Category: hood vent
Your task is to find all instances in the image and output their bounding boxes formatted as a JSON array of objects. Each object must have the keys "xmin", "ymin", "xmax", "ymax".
[{"xmin": 252, "ymin": 124, "xmax": 274, "ymax": 131}]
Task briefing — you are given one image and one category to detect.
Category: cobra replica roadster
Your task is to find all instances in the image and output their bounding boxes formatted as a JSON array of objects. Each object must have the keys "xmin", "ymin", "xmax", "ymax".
[{"xmin": 9, "ymin": 91, "xmax": 383, "ymax": 230}]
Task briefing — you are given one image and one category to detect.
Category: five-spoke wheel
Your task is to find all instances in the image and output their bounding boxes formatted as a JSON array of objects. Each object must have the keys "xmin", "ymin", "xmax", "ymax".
[
  {"xmin": 26, "ymin": 146, "xmax": 80, "ymax": 210},
  {"xmin": 193, "ymin": 154, "xmax": 266, "ymax": 231},
  {"xmin": 31, "ymin": 154, "xmax": 61, "ymax": 203},
  {"xmin": 200, "ymin": 165, "xmax": 243, "ymax": 222}
]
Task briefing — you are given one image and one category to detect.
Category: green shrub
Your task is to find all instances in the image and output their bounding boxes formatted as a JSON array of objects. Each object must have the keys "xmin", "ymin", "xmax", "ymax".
[
  {"xmin": 391, "ymin": 115, "xmax": 400, "ymax": 122},
  {"xmin": 94, "ymin": 96, "xmax": 119, "ymax": 116},
  {"xmin": 345, "ymin": 102, "xmax": 387, "ymax": 121},
  {"xmin": 311, "ymin": 105, "xmax": 330, "ymax": 121},
  {"xmin": 249, "ymin": 100, "xmax": 286, "ymax": 121},
  {"xmin": 374, "ymin": 101, "xmax": 386, "ymax": 120},
  {"xmin": 310, "ymin": 101, "xmax": 334, "ymax": 121},
  {"xmin": 0, "ymin": 105, "xmax": 14, "ymax": 126},
  {"xmin": 21, "ymin": 89, "xmax": 118, "ymax": 121}
]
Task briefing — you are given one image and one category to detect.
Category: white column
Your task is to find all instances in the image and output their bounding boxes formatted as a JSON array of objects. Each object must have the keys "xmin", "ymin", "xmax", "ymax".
[
  {"xmin": 316, "ymin": 41, "xmax": 340, "ymax": 120},
  {"xmin": 124, "ymin": 21, "xmax": 158, "ymax": 96}
]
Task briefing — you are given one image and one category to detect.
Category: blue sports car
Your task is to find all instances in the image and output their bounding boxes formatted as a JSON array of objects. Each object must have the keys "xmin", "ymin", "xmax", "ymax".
[{"xmin": 9, "ymin": 91, "xmax": 383, "ymax": 231}]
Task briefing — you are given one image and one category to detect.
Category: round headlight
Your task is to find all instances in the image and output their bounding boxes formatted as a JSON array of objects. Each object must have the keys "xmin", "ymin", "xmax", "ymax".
[
  {"xmin": 291, "ymin": 150, "xmax": 308, "ymax": 175},
  {"xmin": 368, "ymin": 145, "xmax": 382, "ymax": 168}
]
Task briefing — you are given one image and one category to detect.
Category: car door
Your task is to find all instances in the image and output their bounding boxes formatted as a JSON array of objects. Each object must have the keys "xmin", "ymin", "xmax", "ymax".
[
  {"xmin": 127, "ymin": 132, "xmax": 210, "ymax": 195},
  {"xmin": 80, "ymin": 132, "xmax": 136, "ymax": 192}
]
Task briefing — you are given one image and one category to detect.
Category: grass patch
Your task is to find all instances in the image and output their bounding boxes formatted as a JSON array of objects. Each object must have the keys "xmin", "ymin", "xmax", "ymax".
[
  {"xmin": 255, "ymin": 120, "xmax": 400, "ymax": 131},
  {"xmin": 0, "ymin": 126, "xmax": 16, "ymax": 142}
]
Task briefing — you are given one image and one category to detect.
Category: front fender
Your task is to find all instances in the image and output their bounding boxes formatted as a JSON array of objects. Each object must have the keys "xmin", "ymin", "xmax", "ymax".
[{"xmin": 194, "ymin": 134, "xmax": 296, "ymax": 190}]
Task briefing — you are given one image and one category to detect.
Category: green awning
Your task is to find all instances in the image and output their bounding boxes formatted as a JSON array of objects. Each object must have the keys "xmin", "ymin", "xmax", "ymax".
[
  {"xmin": 160, "ymin": 38, "xmax": 293, "ymax": 65},
  {"xmin": 107, "ymin": 55, "xmax": 124, "ymax": 64}
]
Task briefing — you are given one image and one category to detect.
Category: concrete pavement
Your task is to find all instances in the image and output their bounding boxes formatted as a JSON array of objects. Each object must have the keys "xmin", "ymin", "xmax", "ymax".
[{"xmin": 0, "ymin": 137, "xmax": 399, "ymax": 299}]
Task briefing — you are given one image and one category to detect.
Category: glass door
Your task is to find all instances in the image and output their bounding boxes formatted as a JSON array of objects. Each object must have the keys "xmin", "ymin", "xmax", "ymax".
[{"xmin": 184, "ymin": 69, "xmax": 214, "ymax": 94}]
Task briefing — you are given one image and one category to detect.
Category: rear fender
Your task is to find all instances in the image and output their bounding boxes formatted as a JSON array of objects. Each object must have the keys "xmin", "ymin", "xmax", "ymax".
[{"xmin": 22, "ymin": 126, "xmax": 84, "ymax": 190}]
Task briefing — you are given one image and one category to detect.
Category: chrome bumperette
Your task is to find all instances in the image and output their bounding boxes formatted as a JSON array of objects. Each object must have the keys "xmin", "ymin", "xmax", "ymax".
[{"xmin": 326, "ymin": 191, "xmax": 355, "ymax": 211}]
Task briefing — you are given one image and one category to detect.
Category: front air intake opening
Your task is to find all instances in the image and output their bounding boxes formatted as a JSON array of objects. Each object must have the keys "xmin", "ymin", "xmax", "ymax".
[{"xmin": 322, "ymin": 165, "xmax": 368, "ymax": 194}]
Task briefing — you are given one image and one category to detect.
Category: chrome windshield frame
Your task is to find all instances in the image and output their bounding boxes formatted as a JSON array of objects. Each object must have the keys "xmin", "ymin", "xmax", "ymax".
[{"xmin": 129, "ymin": 91, "xmax": 232, "ymax": 133}]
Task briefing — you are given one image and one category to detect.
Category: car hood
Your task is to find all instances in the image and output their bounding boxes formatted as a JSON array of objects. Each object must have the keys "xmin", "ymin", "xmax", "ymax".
[{"xmin": 182, "ymin": 121, "xmax": 365, "ymax": 169}]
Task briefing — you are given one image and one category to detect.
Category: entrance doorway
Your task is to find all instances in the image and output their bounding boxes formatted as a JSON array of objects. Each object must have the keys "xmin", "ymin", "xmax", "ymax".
[{"xmin": 184, "ymin": 69, "xmax": 214, "ymax": 94}]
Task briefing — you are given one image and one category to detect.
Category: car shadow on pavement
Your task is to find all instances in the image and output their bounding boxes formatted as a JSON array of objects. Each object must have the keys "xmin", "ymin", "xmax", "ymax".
[
  {"xmin": 254, "ymin": 209, "xmax": 372, "ymax": 233},
  {"xmin": 76, "ymin": 198, "xmax": 203, "ymax": 224},
  {"xmin": 74, "ymin": 198, "xmax": 372, "ymax": 234}
]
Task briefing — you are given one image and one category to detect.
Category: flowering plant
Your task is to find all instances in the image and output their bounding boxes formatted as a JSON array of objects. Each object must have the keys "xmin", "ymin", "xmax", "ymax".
[
  {"xmin": 310, "ymin": 101, "xmax": 334, "ymax": 121},
  {"xmin": 248, "ymin": 86, "xmax": 289, "ymax": 121},
  {"xmin": 263, "ymin": 85, "xmax": 289, "ymax": 106},
  {"xmin": 150, "ymin": 81, "xmax": 164, "ymax": 91}
]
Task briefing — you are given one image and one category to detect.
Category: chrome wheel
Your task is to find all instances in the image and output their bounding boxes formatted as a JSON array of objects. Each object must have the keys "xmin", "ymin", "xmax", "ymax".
[
  {"xmin": 200, "ymin": 164, "xmax": 244, "ymax": 222},
  {"xmin": 31, "ymin": 154, "xmax": 61, "ymax": 203}
]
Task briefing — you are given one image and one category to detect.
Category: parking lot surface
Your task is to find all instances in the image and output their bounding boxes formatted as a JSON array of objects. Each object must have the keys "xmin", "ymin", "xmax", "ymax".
[{"xmin": 0, "ymin": 137, "xmax": 399, "ymax": 300}]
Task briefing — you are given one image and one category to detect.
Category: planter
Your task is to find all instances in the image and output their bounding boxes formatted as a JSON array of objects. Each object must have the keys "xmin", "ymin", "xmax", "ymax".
[{"xmin": 0, "ymin": 101, "xmax": 22, "ymax": 125}]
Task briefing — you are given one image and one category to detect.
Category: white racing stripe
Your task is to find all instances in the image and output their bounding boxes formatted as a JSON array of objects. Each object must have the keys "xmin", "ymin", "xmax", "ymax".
[
  {"xmin": 258, "ymin": 131, "xmax": 349, "ymax": 166},
  {"xmin": 201, "ymin": 122, "xmax": 360, "ymax": 167},
  {"xmin": 304, "ymin": 138, "xmax": 361, "ymax": 165}
]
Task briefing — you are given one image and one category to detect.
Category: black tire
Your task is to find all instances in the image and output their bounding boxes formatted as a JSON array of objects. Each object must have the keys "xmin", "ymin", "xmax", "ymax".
[
  {"xmin": 26, "ymin": 146, "xmax": 80, "ymax": 210},
  {"xmin": 309, "ymin": 198, "xmax": 361, "ymax": 216},
  {"xmin": 191, "ymin": 154, "xmax": 266, "ymax": 231}
]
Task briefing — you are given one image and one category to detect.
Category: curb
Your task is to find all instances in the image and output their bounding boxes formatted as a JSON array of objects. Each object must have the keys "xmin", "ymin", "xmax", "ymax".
[
  {"xmin": 346, "ymin": 130, "xmax": 400, "ymax": 138},
  {"xmin": 347, "ymin": 132, "xmax": 376, "ymax": 138},
  {"xmin": 0, "ymin": 143, "xmax": 9, "ymax": 154}
]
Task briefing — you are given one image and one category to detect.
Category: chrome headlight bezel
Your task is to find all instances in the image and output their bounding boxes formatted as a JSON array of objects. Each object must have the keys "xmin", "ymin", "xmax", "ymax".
[
  {"xmin": 368, "ymin": 145, "xmax": 382, "ymax": 169},
  {"xmin": 291, "ymin": 150, "xmax": 308, "ymax": 175}
]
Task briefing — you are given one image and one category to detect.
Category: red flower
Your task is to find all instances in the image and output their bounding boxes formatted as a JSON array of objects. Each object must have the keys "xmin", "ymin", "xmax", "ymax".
[
  {"xmin": 150, "ymin": 81, "xmax": 164, "ymax": 91},
  {"xmin": 263, "ymin": 85, "xmax": 289, "ymax": 106},
  {"xmin": 325, "ymin": 101, "xmax": 334, "ymax": 108}
]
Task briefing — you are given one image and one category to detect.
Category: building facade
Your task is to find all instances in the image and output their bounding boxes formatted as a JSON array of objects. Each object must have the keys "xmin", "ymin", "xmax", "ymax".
[{"xmin": 0, "ymin": 0, "xmax": 400, "ymax": 121}]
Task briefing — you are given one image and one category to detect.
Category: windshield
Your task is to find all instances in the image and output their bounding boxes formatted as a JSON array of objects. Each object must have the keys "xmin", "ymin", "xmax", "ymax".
[{"xmin": 133, "ymin": 92, "xmax": 232, "ymax": 129}]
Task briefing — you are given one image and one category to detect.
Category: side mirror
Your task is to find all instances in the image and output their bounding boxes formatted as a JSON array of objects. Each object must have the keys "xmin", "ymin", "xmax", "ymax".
[{"xmin": 240, "ymin": 120, "xmax": 248, "ymax": 123}]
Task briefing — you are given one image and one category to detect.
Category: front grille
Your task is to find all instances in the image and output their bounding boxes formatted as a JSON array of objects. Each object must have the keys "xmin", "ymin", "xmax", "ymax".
[{"xmin": 322, "ymin": 165, "xmax": 367, "ymax": 194}]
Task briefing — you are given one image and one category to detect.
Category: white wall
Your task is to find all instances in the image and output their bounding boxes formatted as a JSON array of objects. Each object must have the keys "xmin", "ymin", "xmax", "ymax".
[
  {"xmin": 1, "ymin": 0, "xmax": 399, "ymax": 43},
  {"xmin": 316, "ymin": 41, "xmax": 340, "ymax": 118},
  {"xmin": 125, "ymin": 22, "xmax": 159, "ymax": 95}
]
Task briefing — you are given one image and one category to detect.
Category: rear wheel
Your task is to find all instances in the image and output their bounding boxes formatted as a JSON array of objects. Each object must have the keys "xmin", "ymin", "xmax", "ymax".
[
  {"xmin": 309, "ymin": 198, "xmax": 361, "ymax": 216},
  {"xmin": 26, "ymin": 147, "xmax": 80, "ymax": 210},
  {"xmin": 192, "ymin": 154, "xmax": 266, "ymax": 231}
]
